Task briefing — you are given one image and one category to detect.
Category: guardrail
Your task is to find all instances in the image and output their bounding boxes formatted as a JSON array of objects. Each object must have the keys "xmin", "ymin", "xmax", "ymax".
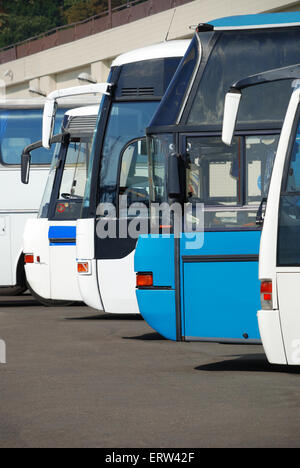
[{"xmin": 0, "ymin": 0, "xmax": 193, "ymax": 65}]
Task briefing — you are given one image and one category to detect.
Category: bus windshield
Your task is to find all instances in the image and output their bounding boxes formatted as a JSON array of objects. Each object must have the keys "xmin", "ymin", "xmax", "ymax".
[
  {"xmin": 83, "ymin": 100, "xmax": 159, "ymax": 212},
  {"xmin": 39, "ymin": 134, "xmax": 93, "ymax": 219},
  {"xmin": 188, "ymin": 28, "xmax": 300, "ymax": 126},
  {"xmin": 0, "ymin": 108, "xmax": 65, "ymax": 165}
]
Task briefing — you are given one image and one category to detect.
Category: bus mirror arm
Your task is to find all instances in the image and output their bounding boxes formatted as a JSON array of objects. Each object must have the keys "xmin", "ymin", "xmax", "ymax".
[
  {"xmin": 256, "ymin": 197, "xmax": 267, "ymax": 226},
  {"xmin": 167, "ymin": 154, "xmax": 182, "ymax": 199},
  {"xmin": 21, "ymin": 151, "xmax": 31, "ymax": 185},
  {"xmin": 42, "ymin": 82, "xmax": 111, "ymax": 149},
  {"xmin": 222, "ymin": 89, "xmax": 242, "ymax": 146}
]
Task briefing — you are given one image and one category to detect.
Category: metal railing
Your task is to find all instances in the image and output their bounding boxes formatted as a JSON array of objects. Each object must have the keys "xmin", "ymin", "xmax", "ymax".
[{"xmin": 0, "ymin": 0, "xmax": 193, "ymax": 65}]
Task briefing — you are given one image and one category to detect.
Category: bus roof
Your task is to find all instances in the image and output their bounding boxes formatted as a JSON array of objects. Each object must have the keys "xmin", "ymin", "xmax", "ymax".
[
  {"xmin": 209, "ymin": 13, "xmax": 300, "ymax": 30},
  {"xmin": 111, "ymin": 40, "xmax": 190, "ymax": 67}
]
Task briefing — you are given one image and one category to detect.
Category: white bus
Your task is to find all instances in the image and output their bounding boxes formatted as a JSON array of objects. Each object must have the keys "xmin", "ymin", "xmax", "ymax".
[
  {"xmin": 76, "ymin": 40, "xmax": 190, "ymax": 313},
  {"xmin": 222, "ymin": 63, "xmax": 300, "ymax": 365},
  {"xmin": 22, "ymin": 41, "xmax": 189, "ymax": 308},
  {"xmin": 0, "ymin": 99, "xmax": 71, "ymax": 296},
  {"xmin": 23, "ymin": 105, "xmax": 99, "ymax": 305}
]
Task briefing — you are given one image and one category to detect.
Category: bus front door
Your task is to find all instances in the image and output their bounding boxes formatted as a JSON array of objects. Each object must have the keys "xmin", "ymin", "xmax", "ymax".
[{"xmin": 178, "ymin": 133, "xmax": 279, "ymax": 343}]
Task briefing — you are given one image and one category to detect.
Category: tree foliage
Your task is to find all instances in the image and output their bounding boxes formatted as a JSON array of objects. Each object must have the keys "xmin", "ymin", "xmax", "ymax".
[{"xmin": 0, "ymin": 0, "xmax": 131, "ymax": 48}]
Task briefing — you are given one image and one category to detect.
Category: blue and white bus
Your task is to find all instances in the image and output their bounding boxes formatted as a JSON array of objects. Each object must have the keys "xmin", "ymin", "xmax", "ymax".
[
  {"xmin": 76, "ymin": 41, "xmax": 190, "ymax": 313},
  {"xmin": 135, "ymin": 13, "xmax": 300, "ymax": 342},
  {"xmin": 23, "ymin": 105, "xmax": 99, "ymax": 306},
  {"xmin": 0, "ymin": 99, "xmax": 70, "ymax": 296}
]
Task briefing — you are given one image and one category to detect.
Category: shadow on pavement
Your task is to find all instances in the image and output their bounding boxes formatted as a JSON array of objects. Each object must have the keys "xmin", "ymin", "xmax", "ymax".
[
  {"xmin": 0, "ymin": 296, "xmax": 39, "ymax": 308},
  {"xmin": 65, "ymin": 313, "xmax": 143, "ymax": 321},
  {"xmin": 123, "ymin": 332, "xmax": 166, "ymax": 341},
  {"xmin": 195, "ymin": 354, "xmax": 300, "ymax": 374}
]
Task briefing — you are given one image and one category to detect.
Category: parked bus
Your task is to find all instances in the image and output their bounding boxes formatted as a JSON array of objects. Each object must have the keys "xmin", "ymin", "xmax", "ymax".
[
  {"xmin": 0, "ymin": 99, "xmax": 73, "ymax": 296},
  {"xmin": 135, "ymin": 13, "xmax": 300, "ymax": 342},
  {"xmin": 76, "ymin": 41, "xmax": 190, "ymax": 313},
  {"xmin": 23, "ymin": 105, "xmax": 99, "ymax": 305},
  {"xmin": 222, "ymin": 63, "xmax": 300, "ymax": 365},
  {"xmin": 22, "ymin": 41, "xmax": 189, "ymax": 307}
]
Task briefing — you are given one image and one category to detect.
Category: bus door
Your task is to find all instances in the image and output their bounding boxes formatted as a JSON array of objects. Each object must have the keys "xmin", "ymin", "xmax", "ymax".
[
  {"xmin": 95, "ymin": 137, "xmax": 149, "ymax": 314},
  {"xmin": 266, "ymin": 108, "xmax": 300, "ymax": 363},
  {"xmin": 178, "ymin": 133, "xmax": 279, "ymax": 342},
  {"xmin": 48, "ymin": 136, "xmax": 91, "ymax": 301}
]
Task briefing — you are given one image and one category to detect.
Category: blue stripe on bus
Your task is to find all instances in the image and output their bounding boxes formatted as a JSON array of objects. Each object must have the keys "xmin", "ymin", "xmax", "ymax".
[
  {"xmin": 209, "ymin": 13, "xmax": 300, "ymax": 28},
  {"xmin": 48, "ymin": 226, "xmax": 76, "ymax": 246}
]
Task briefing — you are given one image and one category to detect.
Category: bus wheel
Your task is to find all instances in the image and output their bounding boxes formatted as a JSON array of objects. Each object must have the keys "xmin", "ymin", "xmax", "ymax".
[{"xmin": 27, "ymin": 283, "xmax": 75, "ymax": 307}]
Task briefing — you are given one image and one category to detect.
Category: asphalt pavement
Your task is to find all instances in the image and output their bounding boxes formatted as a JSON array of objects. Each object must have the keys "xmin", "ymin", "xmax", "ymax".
[{"xmin": 0, "ymin": 296, "xmax": 300, "ymax": 448}]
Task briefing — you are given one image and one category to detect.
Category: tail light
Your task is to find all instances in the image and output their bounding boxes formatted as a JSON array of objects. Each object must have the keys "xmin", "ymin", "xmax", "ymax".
[
  {"xmin": 136, "ymin": 273, "xmax": 153, "ymax": 288},
  {"xmin": 261, "ymin": 281, "xmax": 273, "ymax": 310},
  {"xmin": 24, "ymin": 254, "xmax": 34, "ymax": 264}
]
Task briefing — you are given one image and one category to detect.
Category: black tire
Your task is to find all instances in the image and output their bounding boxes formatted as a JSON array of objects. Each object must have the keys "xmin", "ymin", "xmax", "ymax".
[{"xmin": 27, "ymin": 282, "xmax": 75, "ymax": 307}]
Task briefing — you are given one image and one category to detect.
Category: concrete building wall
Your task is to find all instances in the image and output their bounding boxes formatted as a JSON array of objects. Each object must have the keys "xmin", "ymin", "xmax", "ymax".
[{"xmin": 1, "ymin": 0, "xmax": 300, "ymax": 99}]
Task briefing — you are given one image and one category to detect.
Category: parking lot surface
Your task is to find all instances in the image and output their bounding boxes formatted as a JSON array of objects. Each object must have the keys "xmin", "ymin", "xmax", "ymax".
[{"xmin": 1, "ymin": 296, "xmax": 300, "ymax": 448}]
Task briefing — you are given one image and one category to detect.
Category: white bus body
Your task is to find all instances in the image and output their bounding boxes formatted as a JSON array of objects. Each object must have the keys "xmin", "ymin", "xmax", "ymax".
[
  {"xmin": 76, "ymin": 40, "xmax": 190, "ymax": 313},
  {"xmin": 0, "ymin": 99, "xmax": 73, "ymax": 295},
  {"xmin": 23, "ymin": 105, "xmax": 99, "ymax": 305},
  {"xmin": 222, "ymin": 64, "xmax": 300, "ymax": 365}
]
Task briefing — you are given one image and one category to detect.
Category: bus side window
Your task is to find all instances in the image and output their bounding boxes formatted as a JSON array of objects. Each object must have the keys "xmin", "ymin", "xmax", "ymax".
[{"xmin": 118, "ymin": 138, "xmax": 149, "ymax": 217}]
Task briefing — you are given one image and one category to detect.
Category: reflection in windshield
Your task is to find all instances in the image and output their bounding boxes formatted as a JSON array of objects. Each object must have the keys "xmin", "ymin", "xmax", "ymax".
[
  {"xmin": 97, "ymin": 101, "xmax": 159, "ymax": 209},
  {"xmin": 0, "ymin": 108, "xmax": 65, "ymax": 165},
  {"xmin": 188, "ymin": 29, "xmax": 300, "ymax": 126},
  {"xmin": 39, "ymin": 135, "xmax": 93, "ymax": 219},
  {"xmin": 38, "ymin": 141, "xmax": 62, "ymax": 218}
]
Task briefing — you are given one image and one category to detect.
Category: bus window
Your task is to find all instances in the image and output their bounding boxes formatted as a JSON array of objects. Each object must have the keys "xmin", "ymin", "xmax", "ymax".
[
  {"xmin": 278, "ymin": 121, "xmax": 300, "ymax": 266},
  {"xmin": 187, "ymin": 29, "xmax": 300, "ymax": 126},
  {"xmin": 245, "ymin": 135, "xmax": 279, "ymax": 204},
  {"xmin": 0, "ymin": 109, "xmax": 65, "ymax": 165},
  {"xmin": 97, "ymin": 101, "xmax": 158, "ymax": 209},
  {"xmin": 184, "ymin": 134, "xmax": 279, "ymax": 229},
  {"xmin": 118, "ymin": 138, "xmax": 149, "ymax": 216},
  {"xmin": 38, "ymin": 142, "xmax": 62, "ymax": 218},
  {"xmin": 148, "ymin": 133, "xmax": 174, "ymax": 204},
  {"xmin": 52, "ymin": 136, "xmax": 92, "ymax": 220}
]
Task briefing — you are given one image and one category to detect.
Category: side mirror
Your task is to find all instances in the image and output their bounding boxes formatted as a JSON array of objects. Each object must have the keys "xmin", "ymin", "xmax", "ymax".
[
  {"xmin": 21, "ymin": 151, "xmax": 31, "ymax": 185},
  {"xmin": 42, "ymin": 99, "xmax": 57, "ymax": 149},
  {"xmin": 222, "ymin": 90, "xmax": 242, "ymax": 146},
  {"xmin": 256, "ymin": 197, "xmax": 267, "ymax": 226},
  {"xmin": 167, "ymin": 154, "xmax": 181, "ymax": 199}
]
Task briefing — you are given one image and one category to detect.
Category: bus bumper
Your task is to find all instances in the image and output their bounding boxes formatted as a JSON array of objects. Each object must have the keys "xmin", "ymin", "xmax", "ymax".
[
  {"xmin": 257, "ymin": 309, "xmax": 287, "ymax": 365},
  {"xmin": 136, "ymin": 289, "xmax": 177, "ymax": 340}
]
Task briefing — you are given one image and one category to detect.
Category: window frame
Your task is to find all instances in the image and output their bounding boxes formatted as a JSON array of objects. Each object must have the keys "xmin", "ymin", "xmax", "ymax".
[{"xmin": 179, "ymin": 130, "xmax": 281, "ymax": 232}]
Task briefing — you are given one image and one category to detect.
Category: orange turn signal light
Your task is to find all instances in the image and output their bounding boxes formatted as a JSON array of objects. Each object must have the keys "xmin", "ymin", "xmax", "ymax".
[
  {"xmin": 77, "ymin": 262, "xmax": 89, "ymax": 274},
  {"xmin": 24, "ymin": 254, "xmax": 34, "ymax": 264},
  {"xmin": 136, "ymin": 273, "xmax": 153, "ymax": 288}
]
